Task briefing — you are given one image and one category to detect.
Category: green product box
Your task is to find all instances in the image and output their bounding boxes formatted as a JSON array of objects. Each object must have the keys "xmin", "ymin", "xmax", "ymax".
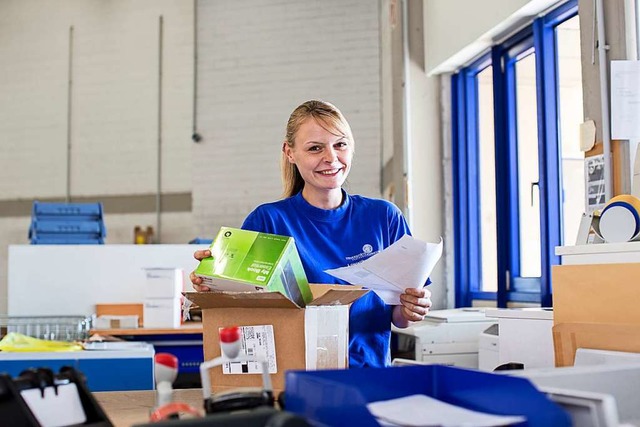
[{"xmin": 194, "ymin": 227, "xmax": 313, "ymax": 307}]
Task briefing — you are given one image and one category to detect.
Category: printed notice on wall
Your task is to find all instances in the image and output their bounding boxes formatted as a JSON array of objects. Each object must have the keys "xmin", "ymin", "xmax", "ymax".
[
  {"xmin": 611, "ymin": 60, "xmax": 640, "ymax": 139},
  {"xmin": 221, "ymin": 325, "xmax": 277, "ymax": 374},
  {"xmin": 585, "ymin": 155, "xmax": 606, "ymax": 213}
]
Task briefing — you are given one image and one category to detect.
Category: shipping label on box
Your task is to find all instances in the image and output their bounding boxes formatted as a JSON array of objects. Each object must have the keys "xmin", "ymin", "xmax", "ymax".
[
  {"xmin": 194, "ymin": 227, "xmax": 313, "ymax": 307},
  {"xmin": 220, "ymin": 325, "xmax": 277, "ymax": 374}
]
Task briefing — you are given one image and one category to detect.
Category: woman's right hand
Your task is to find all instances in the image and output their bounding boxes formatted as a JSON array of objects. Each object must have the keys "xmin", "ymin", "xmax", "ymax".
[{"xmin": 190, "ymin": 249, "xmax": 212, "ymax": 292}]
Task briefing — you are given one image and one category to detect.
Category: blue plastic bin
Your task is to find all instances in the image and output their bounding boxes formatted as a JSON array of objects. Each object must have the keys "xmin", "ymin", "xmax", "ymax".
[
  {"xmin": 284, "ymin": 365, "xmax": 570, "ymax": 427},
  {"xmin": 189, "ymin": 237, "xmax": 213, "ymax": 244},
  {"xmin": 29, "ymin": 201, "xmax": 106, "ymax": 244}
]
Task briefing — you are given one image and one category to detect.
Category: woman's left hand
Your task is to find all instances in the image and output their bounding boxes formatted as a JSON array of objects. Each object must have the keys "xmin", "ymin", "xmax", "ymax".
[{"xmin": 398, "ymin": 287, "xmax": 432, "ymax": 322}]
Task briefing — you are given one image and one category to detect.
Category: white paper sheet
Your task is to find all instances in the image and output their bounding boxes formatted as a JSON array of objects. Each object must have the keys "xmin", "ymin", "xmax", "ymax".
[
  {"xmin": 611, "ymin": 60, "xmax": 640, "ymax": 139},
  {"xmin": 325, "ymin": 235, "xmax": 443, "ymax": 304},
  {"xmin": 367, "ymin": 394, "xmax": 525, "ymax": 427},
  {"xmin": 21, "ymin": 383, "xmax": 87, "ymax": 427}
]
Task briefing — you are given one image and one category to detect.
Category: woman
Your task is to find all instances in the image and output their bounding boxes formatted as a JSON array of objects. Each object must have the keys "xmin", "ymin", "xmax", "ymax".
[{"xmin": 191, "ymin": 100, "xmax": 432, "ymax": 367}]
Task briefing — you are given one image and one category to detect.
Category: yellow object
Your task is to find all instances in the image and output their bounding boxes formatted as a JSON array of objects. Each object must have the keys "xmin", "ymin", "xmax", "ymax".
[
  {"xmin": 599, "ymin": 194, "xmax": 640, "ymax": 242},
  {"xmin": 0, "ymin": 332, "xmax": 83, "ymax": 352}
]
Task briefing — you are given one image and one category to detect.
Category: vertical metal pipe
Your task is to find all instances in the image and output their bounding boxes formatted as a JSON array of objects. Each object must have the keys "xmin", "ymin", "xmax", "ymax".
[
  {"xmin": 595, "ymin": 0, "xmax": 613, "ymax": 200},
  {"xmin": 401, "ymin": 0, "xmax": 412, "ymax": 224},
  {"xmin": 157, "ymin": 16, "xmax": 164, "ymax": 242},
  {"xmin": 66, "ymin": 26, "xmax": 74, "ymax": 203},
  {"xmin": 192, "ymin": 0, "xmax": 198, "ymax": 140}
]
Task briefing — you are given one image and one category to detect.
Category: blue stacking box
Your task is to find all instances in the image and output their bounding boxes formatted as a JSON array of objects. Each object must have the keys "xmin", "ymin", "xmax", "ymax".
[
  {"xmin": 188, "ymin": 237, "xmax": 213, "ymax": 244},
  {"xmin": 284, "ymin": 365, "xmax": 571, "ymax": 427},
  {"xmin": 29, "ymin": 201, "xmax": 106, "ymax": 244}
]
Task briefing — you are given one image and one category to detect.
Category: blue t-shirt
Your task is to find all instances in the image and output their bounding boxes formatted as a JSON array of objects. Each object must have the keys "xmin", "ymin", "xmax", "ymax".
[{"xmin": 241, "ymin": 190, "xmax": 411, "ymax": 368}]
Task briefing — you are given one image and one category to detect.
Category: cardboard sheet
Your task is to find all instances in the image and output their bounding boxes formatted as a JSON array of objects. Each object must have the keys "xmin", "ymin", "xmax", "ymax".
[
  {"xmin": 553, "ymin": 322, "xmax": 640, "ymax": 367},
  {"xmin": 552, "ymin": 263, "xmax": 640, "ymax": 325},
  {"xmin": 552, "ymin": 263, "xmax": 640, "ymax": 366}
]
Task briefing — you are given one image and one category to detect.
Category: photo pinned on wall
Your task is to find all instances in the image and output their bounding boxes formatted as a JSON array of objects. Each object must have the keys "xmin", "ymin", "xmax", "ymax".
[{"xmin": 585, "ymin": 154, "xmax": 606, "ymax": 213}]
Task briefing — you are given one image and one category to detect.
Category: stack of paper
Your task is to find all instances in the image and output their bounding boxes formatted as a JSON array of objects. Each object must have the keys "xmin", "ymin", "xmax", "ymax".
[
  {"xmin": 325, "ymin": 235, "xmax": 443, "ymax": 304},
  {"xmin": 367, "ymin": 394, "xmax": 525, "ymax": 427}
]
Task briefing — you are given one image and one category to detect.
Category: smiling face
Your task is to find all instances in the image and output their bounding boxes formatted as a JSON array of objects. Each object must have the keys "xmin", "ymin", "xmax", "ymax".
[{"xmin": 284, "ymin": 117, "xmax": 353, "ymax": 203}]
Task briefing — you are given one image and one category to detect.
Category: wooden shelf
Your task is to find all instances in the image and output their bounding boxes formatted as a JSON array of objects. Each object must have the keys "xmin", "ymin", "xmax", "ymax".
[{"xmin": 91, "ymin": 322, "xmax": 202, "ymax": 336}]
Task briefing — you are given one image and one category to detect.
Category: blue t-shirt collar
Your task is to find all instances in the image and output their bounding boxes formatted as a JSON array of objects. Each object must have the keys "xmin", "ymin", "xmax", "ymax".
[{"xmin": 292, "ymin": 189, "xmax": 350, "ymax": 222}]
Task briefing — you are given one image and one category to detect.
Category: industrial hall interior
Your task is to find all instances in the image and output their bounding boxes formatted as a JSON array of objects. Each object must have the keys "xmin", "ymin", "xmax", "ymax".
[{"xmin": 2, "ymin": 0, "xmax": 640, "ymax": 426}]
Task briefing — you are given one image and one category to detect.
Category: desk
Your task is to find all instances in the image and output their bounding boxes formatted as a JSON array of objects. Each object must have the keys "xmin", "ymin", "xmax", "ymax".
[
  {"xmin": 95, "ymin": 389, "xmax": 204, "ymax": 427},
  {"xmin": 93, "ymin": 324, "xmax": 204, "ymax": 387}
]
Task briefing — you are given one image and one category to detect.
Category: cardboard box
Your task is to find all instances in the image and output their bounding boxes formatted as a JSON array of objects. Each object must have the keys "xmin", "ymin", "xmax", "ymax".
[
  {"xmin": 552, "ymin": 263, "xmax": 640, "ymax": 366},
  {"xmin": 144, "ymin": 268, "xmax": 184, "ymax": 299},
  {"xmin": 95, "ymin": 303, "xmax": 144, "ymax": 327},
  {"xmin": 194, "ymin": 227, "xmax": 313, "ymax": 307},
  {"xmin": 553, "ymin": 322, "xmax": 640, "ymax": 366},
  {"xmin": 94, "ymin": 315, "xmax": 139, "ymax": 330},
  {"xmin": 143, "ymin": 297, "xmax": 181, "ymax": 328},
  {"xmin": 552, "ymin": 263, "xmax": 640, "ymax": 326},
  {"xmin": 184, "ymin": 284, "xmax": 368, "ymax": 394}
]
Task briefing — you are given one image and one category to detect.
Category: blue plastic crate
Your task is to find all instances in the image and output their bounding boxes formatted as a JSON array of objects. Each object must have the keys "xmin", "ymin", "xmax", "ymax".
[
  {"xmin": 30, "ymin": 236, "xmax": 105, "ymax": 245},
  {"xmin": 284, "ymin": 365, "xmax": 571, "ymax": 427},
  {"xmin": 189, "ymin": 237, "xmax": 213, "ymax": 244},
  {"xmin": 31, "ymin": 220, "xmax": 104, "ymax": 234},
  {"xmin": 29, "ymin": 201, "xmax": 106, "ymax": 244},
  {"xmin": 32, "ymin": 201, "xmax": 103, "ymax": 219}
]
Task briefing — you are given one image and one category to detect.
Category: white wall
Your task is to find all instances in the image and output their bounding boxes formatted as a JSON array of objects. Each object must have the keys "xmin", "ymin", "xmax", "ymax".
[
  {"xmin": 0, "ymin": 0, "xmax": 194, "ymax": 314},
  {"xmin": 0, "ymin": 0, "xmax": 391, "ymax": 315},
  {"xmin": 2, "ymin": 0, "xmax": 566, "ymax": 316},
  {"xmin": 425, "ymin": 0, "xmax": 567, "ymax": 74},
  {"xmin": 192, "ymin": 0, "xmax": 384, "ymax": 236},
  {"xmin": 0, "ymin": 0, "xmax": 193, "ymax": 198},
  {"xmin": 406, "ymin": 1, "xmax": 446, "ymax": 307}
]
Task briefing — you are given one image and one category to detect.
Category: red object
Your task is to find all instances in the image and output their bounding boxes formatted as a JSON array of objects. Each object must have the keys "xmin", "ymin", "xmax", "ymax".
[
  {"xmin": 219, "ymin": 326, "xmax": 240, "ymax": 343},
  {"xmin": 155, "ymin": 353, "xmax": 178, "ymax": 369},
  {"xmin": 149, "ymin": 402, "xmax": 202, "ymax": 421}
]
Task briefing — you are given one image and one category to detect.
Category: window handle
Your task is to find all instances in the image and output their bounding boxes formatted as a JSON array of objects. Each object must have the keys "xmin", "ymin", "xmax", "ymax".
[{"xmin": 530, "ymin": 181, "xmax": 539, "ymax": 206}]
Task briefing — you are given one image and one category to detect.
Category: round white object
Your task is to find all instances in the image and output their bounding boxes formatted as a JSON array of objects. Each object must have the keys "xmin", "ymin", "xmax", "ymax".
[{"xmin": 599, "ymin": 204, "xmax": 640, "ymax": 243}]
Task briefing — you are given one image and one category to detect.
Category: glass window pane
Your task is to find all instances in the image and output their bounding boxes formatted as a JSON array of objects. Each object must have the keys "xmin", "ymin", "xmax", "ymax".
[
  {"xmin": 556, "ymin": 15, "xmax": 584, "ymax": 247},
  {"xmin": 515, "ymin": 53, "xmax": 541, "ymax": 278},
  {"xmin": 477, "ymin": 66, "xmax": 498, "ymax": 292}
]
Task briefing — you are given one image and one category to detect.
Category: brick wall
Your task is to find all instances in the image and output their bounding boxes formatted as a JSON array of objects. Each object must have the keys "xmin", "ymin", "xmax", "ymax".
[{"xmin": 192, "ymin": 0, "xmax": 383, "ymax": 235}]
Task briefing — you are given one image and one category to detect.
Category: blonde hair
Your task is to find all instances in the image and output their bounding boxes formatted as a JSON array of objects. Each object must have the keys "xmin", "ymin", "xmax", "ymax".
[{"xmin": 281, "ymin": 100, "xmax": 354, "ymax": 198}]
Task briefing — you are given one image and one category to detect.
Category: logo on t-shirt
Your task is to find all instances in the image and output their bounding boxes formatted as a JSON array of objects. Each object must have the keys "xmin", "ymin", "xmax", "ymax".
[{"xmin": 345, "ymin": 243, "xmax": 378, "ymax": 264}]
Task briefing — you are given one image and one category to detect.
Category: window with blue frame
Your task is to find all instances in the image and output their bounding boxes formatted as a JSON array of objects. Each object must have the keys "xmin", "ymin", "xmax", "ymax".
[{"xmin": 453, "ymin": 0, "xmax": 583, "ymax": 308}]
